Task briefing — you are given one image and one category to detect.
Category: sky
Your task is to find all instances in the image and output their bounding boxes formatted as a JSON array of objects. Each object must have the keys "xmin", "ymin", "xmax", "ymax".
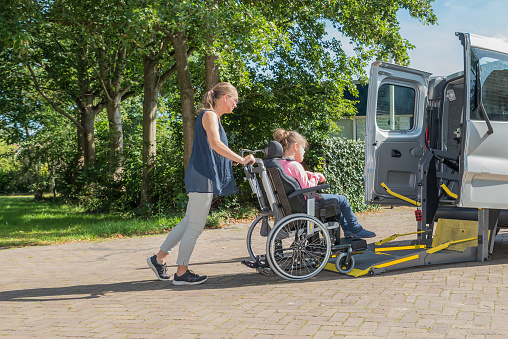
[{"xmin": 330, "ymin": 0, "xmax": 508, "ymax": 77}]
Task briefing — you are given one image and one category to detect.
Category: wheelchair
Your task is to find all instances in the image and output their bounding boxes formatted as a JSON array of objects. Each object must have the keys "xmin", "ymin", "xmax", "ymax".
[{"xmin": 241, "ymin": 141, "xmax": 366, "ymax": 280}]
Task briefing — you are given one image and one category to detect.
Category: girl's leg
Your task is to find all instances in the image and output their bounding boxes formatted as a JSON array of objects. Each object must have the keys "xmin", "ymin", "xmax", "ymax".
[{"xmin": 320, "ymin": 193, "xmax": 362, "ymax": 233}]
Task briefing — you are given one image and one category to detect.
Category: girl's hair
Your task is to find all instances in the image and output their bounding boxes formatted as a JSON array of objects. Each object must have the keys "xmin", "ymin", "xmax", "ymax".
[
  {"xmin": 197, "ymin": 82, "xmax": 237, "ymax": 113},
  {"xmin": 273, "ymin": 128, "xmax": 308, "ymax": 152}
]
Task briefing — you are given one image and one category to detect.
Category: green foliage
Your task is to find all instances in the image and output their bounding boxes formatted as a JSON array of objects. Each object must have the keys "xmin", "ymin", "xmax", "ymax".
[
  {"xmin": 0, "ymin": 139, "xmax": 27, "ymax": 194},
  {"xmin": 0, "ymin": 0, "xmax": 438, "ymax": 217},
  {"xmin": 149, "ymin": 117, "xmax": 187, "ymax": 213},
  {"xmin": 319, "ymin": 137, "xmax": 372, "ymax": 212}
]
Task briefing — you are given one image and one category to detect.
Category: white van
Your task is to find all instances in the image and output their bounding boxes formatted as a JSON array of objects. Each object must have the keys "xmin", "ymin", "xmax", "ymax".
[{"xmin": 363, "ymin": 32, "xmax": 508, "ymax": 267}]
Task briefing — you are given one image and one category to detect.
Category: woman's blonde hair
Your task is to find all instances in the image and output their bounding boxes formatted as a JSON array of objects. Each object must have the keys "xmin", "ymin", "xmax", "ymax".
[
  {"xmin": 197, "ymin": 82, "xmax": 237, "ymax": 113},
  {"xmin": 273, "ymin": 128, "xmax": 308, "ymax": 152}
]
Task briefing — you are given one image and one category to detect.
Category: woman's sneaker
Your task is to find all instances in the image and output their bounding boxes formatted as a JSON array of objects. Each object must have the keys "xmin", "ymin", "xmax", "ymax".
[
  {"xmin": 147, "ymin": 255, "xmax": 171, "ymax": 281},
  {"xmin": 173, "ymin": 270, "xmax": 208, "ymax": 286}
]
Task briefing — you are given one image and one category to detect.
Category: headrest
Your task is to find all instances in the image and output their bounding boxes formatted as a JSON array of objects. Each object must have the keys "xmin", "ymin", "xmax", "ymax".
[{"xmin": 264, "ymin": 141, "xmax": 283, "ymax": 159}]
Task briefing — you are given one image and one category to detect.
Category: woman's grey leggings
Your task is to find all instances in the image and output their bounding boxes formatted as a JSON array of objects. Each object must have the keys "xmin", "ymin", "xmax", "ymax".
[{"xmin": 160, "ymin": 192, "xmax": 213, "ymax": 266}]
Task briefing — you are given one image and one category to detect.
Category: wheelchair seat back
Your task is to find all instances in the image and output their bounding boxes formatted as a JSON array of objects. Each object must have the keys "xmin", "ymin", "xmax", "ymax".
[{"xmin": 263, "ymin": 141, "xmax": 307, "ymax": 218}]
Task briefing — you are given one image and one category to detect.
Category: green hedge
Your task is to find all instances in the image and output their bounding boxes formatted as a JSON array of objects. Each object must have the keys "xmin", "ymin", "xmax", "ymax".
[{"xmin": 320, "ymin": 137, "xmax": 370, "ymax": 213}]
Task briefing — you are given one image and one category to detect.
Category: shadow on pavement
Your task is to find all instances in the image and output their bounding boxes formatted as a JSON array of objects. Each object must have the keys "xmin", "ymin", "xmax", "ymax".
[
  {"xmin": 0, "ymin": 269, "xmax": 349, "ymax": 302},
  {"xmin": 4, "ymin": 243, "xmax": 508, "ymax": 303}
]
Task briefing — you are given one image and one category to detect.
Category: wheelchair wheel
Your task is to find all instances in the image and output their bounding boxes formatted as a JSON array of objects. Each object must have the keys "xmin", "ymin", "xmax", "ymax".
[
  {"xmin": 266, "ymin": 214, "xmax": 331, "ymax": 280},
  {"xmin": 246, "ymin": 215, "xmax": 271, "ymax": 261},
  {"xmin": 335, "ymin": 252, "xmax": 355, "ymax": 274}
]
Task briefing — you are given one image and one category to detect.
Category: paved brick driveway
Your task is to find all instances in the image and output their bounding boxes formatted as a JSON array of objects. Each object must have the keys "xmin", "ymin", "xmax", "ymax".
[{"xmin": 2, "ymin": 206, "xmax": 508, "ymax": 338}]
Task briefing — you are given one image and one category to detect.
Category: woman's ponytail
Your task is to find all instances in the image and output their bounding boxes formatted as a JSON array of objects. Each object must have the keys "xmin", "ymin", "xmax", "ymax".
[{"xmin": 197, "ymin": 82, "xmax": 236, "ymax": 114}]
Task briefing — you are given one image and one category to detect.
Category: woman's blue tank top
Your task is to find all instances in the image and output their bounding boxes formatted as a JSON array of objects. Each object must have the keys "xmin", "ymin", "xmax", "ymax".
[{"xmin": 184, "ymin": 110, "xmax": 237, "ymax": 196}]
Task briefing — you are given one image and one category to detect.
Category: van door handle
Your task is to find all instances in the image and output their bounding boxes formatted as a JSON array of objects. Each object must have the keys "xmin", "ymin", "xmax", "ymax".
[
  {"xmin": 391, "ymin": 149, "xmax": 402, "ymax": 158},
  {"xmin": 410, "ymin": 147, "xmax": 424, "ymax": 157}
]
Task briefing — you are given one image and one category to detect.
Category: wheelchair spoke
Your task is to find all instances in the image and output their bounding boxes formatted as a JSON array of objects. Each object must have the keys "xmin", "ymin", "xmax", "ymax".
[{"xmin": 267, "ymin": 215, "xmax": 331, "ymax": 280}]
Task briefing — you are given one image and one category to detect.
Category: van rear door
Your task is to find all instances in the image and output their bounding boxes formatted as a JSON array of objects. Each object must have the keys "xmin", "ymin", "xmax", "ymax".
[
  {"xmin": 458, "ymin": 33, "xmax": 508, "ymax": 209},
  {"xmin": 365, "ymin": 61, "xmax": 431, "ymax": 205}
]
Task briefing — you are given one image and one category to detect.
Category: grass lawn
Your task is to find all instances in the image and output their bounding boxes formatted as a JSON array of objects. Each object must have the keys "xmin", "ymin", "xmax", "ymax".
[{"xmin": 0, "ymin": 196, "xmax": 184, "ymax": 248}]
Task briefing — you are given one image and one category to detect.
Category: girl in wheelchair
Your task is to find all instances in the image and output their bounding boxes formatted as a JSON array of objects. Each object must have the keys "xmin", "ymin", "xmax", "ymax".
[{"xmin": 273, "ymin": 128, "xmax": 376, "ymax": 239}]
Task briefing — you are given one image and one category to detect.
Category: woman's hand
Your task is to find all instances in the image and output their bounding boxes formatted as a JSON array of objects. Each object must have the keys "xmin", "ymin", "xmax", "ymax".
[
  {"xmin": 233, "ymin": 154, "xmax": 255, "ymax": 166},
  {"xmin": 241, "ymin": 154, "xmax": 255, "ymax": 165}
]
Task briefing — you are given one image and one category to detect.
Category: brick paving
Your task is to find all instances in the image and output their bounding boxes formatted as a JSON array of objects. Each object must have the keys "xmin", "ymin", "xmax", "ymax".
[{"xmin": 2, "ymin": 206, "xmax": 508, "ymax": 338}]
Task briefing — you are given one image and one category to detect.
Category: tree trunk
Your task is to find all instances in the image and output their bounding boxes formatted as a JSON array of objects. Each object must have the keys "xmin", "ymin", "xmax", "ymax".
[
  {"xmin": 140, "ymin": 54, "xmax": 159, "ymax": 205},
  {"xmin": 74, "ymin": 54, "xmax": 100, "ymax": 167},
  {"xmin": 81, "ymin": 96, "xmax": 96, "ymax": 166},
  {"xmin": 205, "ymin": 53, "xmax": 220, "ymax": 91},
  {"xmin": 172, "ymin": 31, "xmax": 196, "ymax": 171},
  {"xmin": 99, "ymin": 44, "xmax": 127, "ymax": 182},
  {"xmin": 106, "ymin": 97, "xmax": 124, "ymax": 181},
  {"xmin": 76, "ymin": 112, "xmax": 85, "ymax": 169}
]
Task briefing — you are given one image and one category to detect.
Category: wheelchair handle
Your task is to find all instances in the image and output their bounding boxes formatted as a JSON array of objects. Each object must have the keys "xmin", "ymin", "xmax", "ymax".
[{"xmin": 241, "ymin": 148, "xmax": 266, "ymax": 157}]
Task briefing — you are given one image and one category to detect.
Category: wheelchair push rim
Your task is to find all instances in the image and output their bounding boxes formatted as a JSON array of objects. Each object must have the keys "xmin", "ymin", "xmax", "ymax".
[
  {"xmin": 266, "ymin": 214, "xmax": 331, "ymax": 281},
  {"xmin": 246, "ymin": 215, "xmax": 271, "ymax": 261}
]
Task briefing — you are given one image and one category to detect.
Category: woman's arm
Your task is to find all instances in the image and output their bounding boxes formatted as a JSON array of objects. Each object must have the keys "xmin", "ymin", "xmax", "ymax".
[{"xmin": 202, "ymin": 110, "xmax": 254, "ymax": 165}]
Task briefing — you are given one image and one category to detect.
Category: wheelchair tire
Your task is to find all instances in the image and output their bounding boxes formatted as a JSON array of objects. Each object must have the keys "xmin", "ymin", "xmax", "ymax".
[
  {"xmin": 266, "ymin": 214, "xmax": 331, "ymax": 280},
  {"xmin": 335, "ymin": 252, "xmax": 355, "ymax": 274},
  {"xmin": 246, "ymin": 215, "xmax": 271, "ymax": 261}
]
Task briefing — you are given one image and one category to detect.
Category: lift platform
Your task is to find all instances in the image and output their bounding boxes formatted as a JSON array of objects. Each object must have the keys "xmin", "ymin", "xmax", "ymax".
[
  {"xmin": 326, "ymin": 219, "xmax": 480, "ymax": 277},
  {"xmin": 325, "ymin": 182, "xmax": 500, "ymax": 277}
]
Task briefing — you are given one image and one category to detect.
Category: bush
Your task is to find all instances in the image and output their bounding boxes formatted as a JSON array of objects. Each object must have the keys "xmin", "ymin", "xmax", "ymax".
[
  {"xmin": 319, "ymin": 137, "xmax": 372, "ymax": 213},
  {"xmin": 0, "ymin": 140, "xmax": 30, "ymax": 194}
]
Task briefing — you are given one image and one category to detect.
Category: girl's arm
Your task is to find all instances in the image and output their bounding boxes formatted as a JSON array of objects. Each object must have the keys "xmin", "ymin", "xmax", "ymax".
[
  {"xmin": 306, "ymin": 171, "xmax": 326, "ymax": 183},
  {"xmin": 283, "ymin": 161, "xmax": 320, "ymax": 189}
]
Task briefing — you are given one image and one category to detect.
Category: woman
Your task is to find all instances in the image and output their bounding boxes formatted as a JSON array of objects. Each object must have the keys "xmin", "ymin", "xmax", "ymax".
[
  {"xmin": 147, "ymin": 82, "xmax": 255, "ymax": 285},
  {"xmin": 273, "ymin": 128, "xmax": 375, "ymax": 239}
]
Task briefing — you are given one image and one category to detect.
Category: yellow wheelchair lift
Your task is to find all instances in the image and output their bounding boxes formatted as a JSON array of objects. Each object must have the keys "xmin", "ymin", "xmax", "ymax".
[{"xmin": 326, "ymin": 182, "xmax": 500, "ymax": 277}]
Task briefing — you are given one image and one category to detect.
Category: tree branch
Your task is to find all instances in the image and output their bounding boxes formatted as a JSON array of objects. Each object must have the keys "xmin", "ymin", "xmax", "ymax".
[
  {"xmin": 159, "ymin": 47, "xmax": 197, "ymax": 85},
  {"xmin": 118, "ymin": 83, "xmax": 132, "ymax": 99},
  {"xmin": 26, "ymin": 63, "xmax": 85, "ymax": 132},
  {"xmin": 97, "ymin": 40, "xmax": 113, "ymax": 102},
  {"xmin": 157, "ymin": 36, "xmax": 172, "ymax": 59},
  {"xmin": 120, "ymin": 90, "xmax": 137, "ymax": 102}
]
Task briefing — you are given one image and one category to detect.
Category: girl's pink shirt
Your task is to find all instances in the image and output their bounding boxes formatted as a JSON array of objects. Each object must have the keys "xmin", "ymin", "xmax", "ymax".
[{"xmin": 279, "ymin": 159, "xmax": 320, "ymax": 189}]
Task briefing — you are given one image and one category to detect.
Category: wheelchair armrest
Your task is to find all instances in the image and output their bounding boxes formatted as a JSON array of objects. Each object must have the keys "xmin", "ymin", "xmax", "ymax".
[{"xmin": 287, "ymin": 184, "xmax": 330, "ymax": 199}]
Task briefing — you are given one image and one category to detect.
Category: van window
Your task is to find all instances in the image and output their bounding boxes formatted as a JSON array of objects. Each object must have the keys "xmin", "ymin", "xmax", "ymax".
[
  {"xmin": 376, "ymin": 84, "xmax": 415, "ymax": 131},
  {"xmin": 470, "ymin": 47, "xmax": 508, "ymax": 121}
]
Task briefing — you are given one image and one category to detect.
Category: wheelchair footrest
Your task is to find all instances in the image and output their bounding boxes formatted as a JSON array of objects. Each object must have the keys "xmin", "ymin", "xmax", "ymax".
[
  {"xmin": 351, "ymin": 239, "xmax": 367, "ymax": 251},
  {"xmin": 242, "ymin": 258, "xmax": 275, "ymax": 277},
  {"xmin": 332, "ymin": 239, "xmax": 367, "ymax": 253},
  {"xmin": 241, "ymin": 259, "xmax": 269, "ymax": 269}
]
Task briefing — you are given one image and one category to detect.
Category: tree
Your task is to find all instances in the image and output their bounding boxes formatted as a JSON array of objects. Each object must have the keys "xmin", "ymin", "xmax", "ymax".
[
  {"xmin": 0, "ymin": 0, "xmax": 438, "ymax": 212},
  {"xmin": 90, "ymin": 3, "xmax": 142, "ymax": 180},
  {"xmin": 2, "ymin": 1, "xmax": 105, "ymax": 167},
  {"xmin": 151, "ymin": 0, "xmax": 437, "ymax": 170},
  {"xmin": 1, "ymin": 1, "xmax": 144, "ymax": 173},
  {"xmin": 126, "ymin": 1, "xmax": 284, "ymax": 205},
  {"xmin": 0, "ymin": 51, "xmax": 41, "ymax": 143}
]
